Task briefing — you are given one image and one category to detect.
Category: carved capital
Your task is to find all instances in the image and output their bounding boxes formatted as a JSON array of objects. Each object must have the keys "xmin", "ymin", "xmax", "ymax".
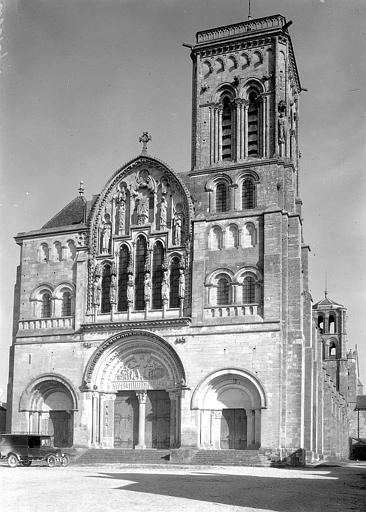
[{"xmin": 136, "ymin": 391, "xmax": 148, "ymax": 404}]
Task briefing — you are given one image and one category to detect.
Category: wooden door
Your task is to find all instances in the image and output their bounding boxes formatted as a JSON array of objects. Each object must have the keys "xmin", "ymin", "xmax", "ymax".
[
  {"xmin": 145, "ymin": 391, "xmax": 170, "ymax": 449},
  {"xmin": 49, "ymin": 411, "xmax": 73, "ymax": 447},
  {"xmin": 220, "ymin": 409, "xmax": 247, "ymax": 450},
  {"xmin": 114, "ymin": 392, "xmax": 138, "ymax": 448}
]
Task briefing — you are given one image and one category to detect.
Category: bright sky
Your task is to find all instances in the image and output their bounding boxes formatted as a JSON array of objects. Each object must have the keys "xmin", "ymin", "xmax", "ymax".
[{"xmin": 0, "ymin": 0, "xmax": 365, "ymax": 397}]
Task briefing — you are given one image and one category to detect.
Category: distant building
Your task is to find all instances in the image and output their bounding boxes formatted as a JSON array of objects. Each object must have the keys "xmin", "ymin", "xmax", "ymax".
[{"xmin": 6, "ymin": 14, "xmax": 361, "ymax": 462}]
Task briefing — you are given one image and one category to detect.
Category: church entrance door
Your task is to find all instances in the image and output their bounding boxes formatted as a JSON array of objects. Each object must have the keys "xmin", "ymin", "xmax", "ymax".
[
  {"xmin": 48, "ymin": 411, "xmax": 73, "ymax": 447},
  {"xmin": 220, "ymin": 409, "xmax": 247, "ymax": 449},
  {"xmin": 145, "ymin": 390, "xmax": 170, "ymax": 448},
  {"xmin": 114, "ymin": 392, "xmax": 138, "ymax": 448}
]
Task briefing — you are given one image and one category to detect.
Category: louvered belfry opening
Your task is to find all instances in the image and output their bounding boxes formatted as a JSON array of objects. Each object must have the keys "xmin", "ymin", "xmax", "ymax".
[
  {"xmin": 222, "ymin": 96, "xmax": 233, "ymax": 161},
  {"xmin": 248, "ymin": 91, "xmax": 259, "ymax": 157}
]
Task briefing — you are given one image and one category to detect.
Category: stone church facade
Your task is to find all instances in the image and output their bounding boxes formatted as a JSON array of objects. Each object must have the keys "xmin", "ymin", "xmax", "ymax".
[{"xmin": 7, "ymin": 14, "xmax": 359, "ymax": 462}]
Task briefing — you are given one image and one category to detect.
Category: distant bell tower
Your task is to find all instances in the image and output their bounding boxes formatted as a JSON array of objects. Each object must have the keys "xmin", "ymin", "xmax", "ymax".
[
  {"xmin": 190, "ymin": 14, "xmax": 300, "ymax": 174},
  {"xmin": 313, "ymin": 294, "xmax": 349, "ymax": 394}
]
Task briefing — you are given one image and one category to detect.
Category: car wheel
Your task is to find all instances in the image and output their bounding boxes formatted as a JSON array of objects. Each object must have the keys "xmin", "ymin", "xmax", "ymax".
[
  {"xmin": 46, "ymin": 454, "xmax": 57, "ymax": 468},
  {"xmin": 60, "ymin": 455, "xmax": 70, "ymax": 467},
  {"xmin": 7, "ymin": 454, "xmax": 19, "ymax": 468},
  {"xmin": 21, "ymin": 460, "xmax": 32, "ymax": 467}
]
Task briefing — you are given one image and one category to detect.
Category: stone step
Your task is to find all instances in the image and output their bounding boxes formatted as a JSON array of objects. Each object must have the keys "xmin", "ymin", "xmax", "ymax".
[
  {"xmin": 190, "ymin": 450, "xmax": 272, "ymax": 467},
  {"xmin": 75, "ymin": 448, "xmax": 272, "ymax": 467},
  {"xmin": 76, "ymin": 449, "xmax": 171, "ymax": 465}
]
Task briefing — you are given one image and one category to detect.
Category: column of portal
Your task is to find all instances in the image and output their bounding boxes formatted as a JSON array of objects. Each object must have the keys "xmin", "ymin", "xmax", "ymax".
[
  {"xmin": 218, "ymin": 107, "xmax": 223, "ymax": 162},
  {"xmin": 169, "ymin": 391, "xmax": 181, "ymax": 448},
  {"xmin": 91, "ymin": 392, "xmax": 99, "ymax": 446},
  {"xmin": 254, "ymin": 409, "xmax": 261, "ymax": 447},
  {"xmin": 246, "ymin": 409, "xmax": 255, "ymax": 448},
  {"xmin": 169, "ymin": 391, "xmax": 177, "ymax": 448},
  {"xmin": 135, "ymin": 391, "xmax": 147, "ymax": 449}
]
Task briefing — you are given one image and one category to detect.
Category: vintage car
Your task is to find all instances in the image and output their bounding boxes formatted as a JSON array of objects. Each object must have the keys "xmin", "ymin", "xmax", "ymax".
[{"xmin": 0, "ymin": 434, "xmax": 70, "ymax": 467}]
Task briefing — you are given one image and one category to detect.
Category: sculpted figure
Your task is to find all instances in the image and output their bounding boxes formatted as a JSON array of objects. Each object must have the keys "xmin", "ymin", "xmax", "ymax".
[
  {"xmin": 278, "ymin": 113, "xmax": 286, "ymax": 144},
  {"xmin": 178, "ymin": 269, "xmax": 185, "ymax": 300},
  {"xmin": 127, "ymin": 273, "xmax": 134, "ymax": 305},
  {"xmin": 160, "ymin": 196, "xmax": 167, "ymax": 230},
  {"xmin": 162, "ymin": 274, "xmax": 170, "ymax": 304},
  {"xmin": 93, "ymin": 276, "xmax": 102, "ymax": 307},
  {"xmin": 173, "ymin": 213, "xmax": 182, "ymax": 245},
  {"xmin": 137, "ymin": 196, "xmax": 149, "ymax": 225},
  {"xmin": 144, "ymin": 273, "xmax": 152, "ymax": 304},
  {"xmin": 110, "ymin": 274, "xmax": 117, "ymax": 304},
  {"xmin": 101, "ymin": 215, "xmax": 112, "ymax": 254},
  {"xmin": 114, "ymin": 185, "xmax": 127, "ymax": 235}
]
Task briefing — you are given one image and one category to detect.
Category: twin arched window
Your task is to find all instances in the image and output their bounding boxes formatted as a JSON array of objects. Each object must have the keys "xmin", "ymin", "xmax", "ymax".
[
  {"xmin": 36, "ymin": 287, "xmax": 74, "ymax": 318},
  {"xmin": 212, "ymin": 85, "xmax": 263, "ymax": 164},
  {"xmin": 213, "ymin": 177, "xmax": 256, "ymax": 213},
  {"xmin": 210, "ymin": 272, "xmax": 261, "ymax": 306}
]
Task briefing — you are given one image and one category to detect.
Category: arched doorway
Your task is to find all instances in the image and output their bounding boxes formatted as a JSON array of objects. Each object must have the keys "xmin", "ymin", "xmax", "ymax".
[
  {"xmin": 191, "ymin": 369, "xmax": 266, "ymax": 450},
  {"xmin": 83, "ymin": 330, "xmax": 185, "ymax": 449},
  {"xmin": 19, "ymin": 375, "xmax": 77, "ymax": 447}
]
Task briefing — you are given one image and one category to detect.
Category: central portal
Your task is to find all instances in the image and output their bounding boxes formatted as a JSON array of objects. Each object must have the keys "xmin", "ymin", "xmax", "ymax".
[
  {"xmin": 220, "ymin": 408, "xmax": 247, "ymax": 449},
  {"xmin": 114, "ymin": 390, "xmax": 170, "ymax": 448}
]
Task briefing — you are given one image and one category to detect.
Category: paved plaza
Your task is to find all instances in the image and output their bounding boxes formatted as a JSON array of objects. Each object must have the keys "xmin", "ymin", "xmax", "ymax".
[{"xmin": 1, "ymin": 462, "xmax": 365, "ymax": 512}]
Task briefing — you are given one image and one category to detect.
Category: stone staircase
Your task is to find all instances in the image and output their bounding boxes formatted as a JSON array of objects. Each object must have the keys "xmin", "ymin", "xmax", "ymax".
[
  {"xmin": 74, "ymin": 448, "xmax": 272, "ymax": 466},
  {"xmin": 75, "ymin": 449, "xmax": 171, "ymax": 465},
  {"xmin": 190, "ymin": 450, "xmax": 272, "ymax": 467}
]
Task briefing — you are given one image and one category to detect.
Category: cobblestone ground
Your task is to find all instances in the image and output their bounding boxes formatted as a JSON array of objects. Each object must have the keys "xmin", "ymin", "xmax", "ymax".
[{"xmin": 1, "ymin": 462, "xmax": 365, "ymax": 512}]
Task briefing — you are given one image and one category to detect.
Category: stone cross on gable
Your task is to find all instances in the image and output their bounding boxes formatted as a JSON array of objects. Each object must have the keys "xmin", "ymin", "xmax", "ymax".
[{"xmin": 139, "ymin": 132, "xmax": 152, "ymax": 155}]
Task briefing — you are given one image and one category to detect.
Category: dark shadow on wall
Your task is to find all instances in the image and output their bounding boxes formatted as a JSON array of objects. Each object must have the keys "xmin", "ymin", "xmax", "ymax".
[{"xmin": 87, "ymin": 465, "xmax": 366, "ymax": 511}]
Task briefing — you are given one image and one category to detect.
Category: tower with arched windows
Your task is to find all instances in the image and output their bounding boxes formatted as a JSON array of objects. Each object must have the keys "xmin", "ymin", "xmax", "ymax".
[{"xmin": 7, "ymin": 13, "xmax": 359, "ymax": 464}]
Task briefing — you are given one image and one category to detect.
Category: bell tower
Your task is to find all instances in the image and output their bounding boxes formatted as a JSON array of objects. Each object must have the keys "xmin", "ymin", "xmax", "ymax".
[
  {"xmin": 190, "ymin": 14, "xmax": 300, "ymax": 174},
  {"xmin": 313, "ymin": 294, "xmax": 351, "ymax": 398}
]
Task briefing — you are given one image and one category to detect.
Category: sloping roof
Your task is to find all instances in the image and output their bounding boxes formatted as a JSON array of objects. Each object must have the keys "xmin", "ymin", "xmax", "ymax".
[
  {"xmin": 313, "ymin": 294, "xmax": 344, "ymax": 309},
  {"xmin": 42, "ymin": 196, "xmax": 87, "ymax": 229}
]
